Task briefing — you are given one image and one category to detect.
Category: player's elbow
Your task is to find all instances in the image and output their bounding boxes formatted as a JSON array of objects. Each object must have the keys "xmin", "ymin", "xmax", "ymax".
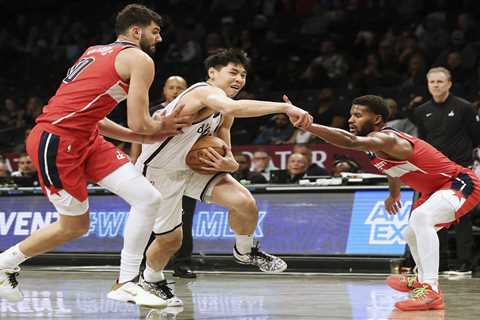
[{"xmin": 128, "ymin": 119, "xmax": 147, "ymax": 133}]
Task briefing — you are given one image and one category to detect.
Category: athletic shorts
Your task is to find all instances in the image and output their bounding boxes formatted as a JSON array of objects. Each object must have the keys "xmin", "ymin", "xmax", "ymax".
[
  {"xmin": 413, "ymin": 170, "xmax": 480, "ymax": 228},
  {"xmin": 141, "ymin": 165, "xmax": 225, "ymax": 235},
  {"xmin": 26, "ymin": 125, "xmax": 130, "ymax": 215}
]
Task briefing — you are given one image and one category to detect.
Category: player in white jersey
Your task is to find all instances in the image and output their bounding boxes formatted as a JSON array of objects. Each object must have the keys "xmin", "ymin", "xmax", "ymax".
[{"xmin": 108, "ymin": 48, "xmax": 313, "ymax": 305}]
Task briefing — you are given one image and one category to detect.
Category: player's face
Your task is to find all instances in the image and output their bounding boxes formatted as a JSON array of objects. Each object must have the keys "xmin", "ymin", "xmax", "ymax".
[
  {"xmin": 163, "ymin": 79, "xmax": 187, "ymax": 103},
  {"xmin": 427, "ymin": 72, "xmax": 451, "ymax": 98},
  {"xmin": 211, "ymin": 63, "xmax": 247, "ymax": 98},
  {"xmin": 348, "ymin": 105, "xmax": 377, "ymax": 136},
  {"xmin": 139, "ymin": 22, "xmax": 162, "ymax": 56}
]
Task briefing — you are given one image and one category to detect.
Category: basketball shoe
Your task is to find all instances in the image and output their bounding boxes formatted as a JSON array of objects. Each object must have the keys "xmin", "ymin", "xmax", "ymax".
[
  {"xmin": 107, "ymin": 276, "xmax": 167, "ymax": 307},
  {"xmin": 233, "ymin": 242, "xmax": 287, "ymax": 273},
  {"xmin": 386, "ymin": 273, "xmax": 421, "ymax": 292},
  {"xmin": 0, "ymin": 267, "xmax": 22, "ymax": 302},
  {"xmin": 138, "ymin": 276, "xmax": 183, "ymax": 307},
  {"xmin": 395, "ymin": 283, "xmax": 444, "ymax": 311}
]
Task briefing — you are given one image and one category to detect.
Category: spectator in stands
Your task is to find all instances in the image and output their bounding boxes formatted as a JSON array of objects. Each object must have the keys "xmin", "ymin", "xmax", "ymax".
[
  {"xmin": 285, "ymin": 153, "xmax": 308, "ymax": 183},
  {"xmin": 412, "ymin": 66, "xmax": 480, "ymax": 274},
  {"xmin": 292, "ymin": 144, "xmax": 328, "ymax": 176},
  {"xmin": 11, "ymin": 154, "xmax": 36, "ymax": 177},
  {"xmin": 0, "ymin": 161, "xmax": 10, "ymax": 177},
  {"xmin": 13, "ymin": 128, "xmax": 32, "ymax": 153},
  {"xmin": 231, "ymin": 153, "xmax": 267, "ymax": 184},
  {"xmin": 385, "ymin": 98, "xmax": 418, "ymax": 136},
  {"xmin": 254, "ymin": 113, "xmax": 294, "ymax": 145},
  {"xmin": 331, "ymin": 157, "xmax": 361, "ymax": 177},
  {"xmin": 251, "ymin": 149, "xmax": 274, "ymax": 181},
  {"xmin": 313, "ymin": 88, "xmax": 348, "ymax": 130}
]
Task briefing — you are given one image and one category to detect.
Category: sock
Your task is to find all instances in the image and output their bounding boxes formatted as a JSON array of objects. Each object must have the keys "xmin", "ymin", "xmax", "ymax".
[
  {"xmin": 235, "ymin": 234, "xmax": 253, "ymax": 255},
  {"xmin": 118, "ymin": 250, "xmax": 143, "ymax": 283},
  {"xmin": 0, "ymin": 244, "xmax": 29, "ymax": 269},
  {"xmin": 143, "ymin": 265, "xmax": 165, "ymax": 283}
]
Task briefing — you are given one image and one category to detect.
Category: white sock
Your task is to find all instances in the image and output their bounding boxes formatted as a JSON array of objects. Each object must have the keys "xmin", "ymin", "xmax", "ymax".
[
  {"xmin": 143, "ymin": 265, "xmax": 165, "ymax": 283},
  {"xmin": 119, "ymin": 250, "xmax": 143, "ymax": 283},
  {"xmin": 235, "ymin": 235, "xmax": 253, "ymax": 255},
  {"xmin": 0, "ymin": 244, "xmax": 29, "ymax": 269}
]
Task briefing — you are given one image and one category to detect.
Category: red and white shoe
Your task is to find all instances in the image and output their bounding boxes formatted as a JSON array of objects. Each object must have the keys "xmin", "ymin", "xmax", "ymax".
[
  {"xmin": 395, "ymin": 283, "xmax": 444, "ymax": 311},
  {"xmin": 386, "ymin": 274, "xmax": 421, "ymax": 292}
]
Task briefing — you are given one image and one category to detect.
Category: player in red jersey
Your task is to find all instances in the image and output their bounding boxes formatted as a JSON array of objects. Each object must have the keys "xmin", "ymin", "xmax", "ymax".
[
  {"xmin": 298, "ymin": 95, "xmax": 480, "ymax": 311},
  {"xmin": 0, "ymin": 4, "xmax": 191, "ymax": 307}
]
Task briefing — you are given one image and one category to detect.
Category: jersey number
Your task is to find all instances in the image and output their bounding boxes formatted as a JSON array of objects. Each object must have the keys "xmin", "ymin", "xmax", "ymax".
[{"xmin": 63, "ymin": 57, "xmax": 95, "ymax": 83}]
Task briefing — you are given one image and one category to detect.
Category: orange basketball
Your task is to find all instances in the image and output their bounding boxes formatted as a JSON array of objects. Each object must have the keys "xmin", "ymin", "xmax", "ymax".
[{"xmin": 186, "ymin": 135, "xmax": 227, "ymax": 174}]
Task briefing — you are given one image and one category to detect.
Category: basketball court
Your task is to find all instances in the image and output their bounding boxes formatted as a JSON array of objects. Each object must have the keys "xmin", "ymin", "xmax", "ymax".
[{"xmin": 1, "ymin": 267, "xmax": 478, "ymax": 320}]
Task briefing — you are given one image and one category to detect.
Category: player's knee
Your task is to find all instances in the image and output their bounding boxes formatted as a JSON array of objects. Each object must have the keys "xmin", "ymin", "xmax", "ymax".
[
  {"xmin": 57, "ymin": 221, "xmax": 89, "ymax": 241},
  {"xmin": 232, "ymin": 191, "xmax": 257, "ymax": 213}
]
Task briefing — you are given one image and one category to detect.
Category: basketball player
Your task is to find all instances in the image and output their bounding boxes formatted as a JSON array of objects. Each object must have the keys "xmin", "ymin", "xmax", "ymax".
[
  {"xmin": 108, "ymin": 48, "xmax": 312, "ymax": 305},
  {"xmin": 0, "ymin": 4, "xmax": 192, "ymax": 307},
  {"xmin": 300, "ymin": 95, "xmax": 480, "ymax": 311}
]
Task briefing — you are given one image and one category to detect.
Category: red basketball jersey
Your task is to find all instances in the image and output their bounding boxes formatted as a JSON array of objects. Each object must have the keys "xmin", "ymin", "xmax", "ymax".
[
  {"xmin": 368, "ymin": 128, "xmax": 463, "ymax": 194},
  {"xmin": 36, "ymin": 41, "xmax": 136, "ymax": 137}
]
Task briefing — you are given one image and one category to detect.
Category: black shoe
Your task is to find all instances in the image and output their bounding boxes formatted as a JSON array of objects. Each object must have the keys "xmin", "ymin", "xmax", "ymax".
[
  {"xmin": 449, "ymin": 263, "xmax": 472, "ymax": 275},
  {"xmin": 173, "ymin": 265, "xmax": 196, "ymax": 278}
]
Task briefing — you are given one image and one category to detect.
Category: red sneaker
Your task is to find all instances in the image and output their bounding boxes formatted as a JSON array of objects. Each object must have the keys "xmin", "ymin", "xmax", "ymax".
[
  {"xmin": 395, "ymin": 284, "xmax": 444, "ymax": 311},
  {"xmin": 386, "ymin": 274, "xmax": 421, "ymax": 292}
]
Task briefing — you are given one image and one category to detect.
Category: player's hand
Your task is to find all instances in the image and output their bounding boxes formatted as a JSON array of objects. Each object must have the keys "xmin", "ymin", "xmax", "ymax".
[
  {"xmin": 198, "ymin": 146, "xmax": 239, "ymax": 173},
  {"xmin": 283, "ymin": 95, "xmax": 313, "ymax": 129},
  {"xmin": 384, "ymin": 194, "xmax": 402, "ymax": 215},
  {"xmin": 154, "ymin": 104, "xmax": 193, "ymax": 135}
]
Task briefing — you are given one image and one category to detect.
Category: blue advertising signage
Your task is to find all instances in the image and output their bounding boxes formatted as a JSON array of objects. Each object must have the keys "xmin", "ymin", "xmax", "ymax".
[{"xmin": 0, "ymin": 189, "xmax": 413, "ymax": 255}]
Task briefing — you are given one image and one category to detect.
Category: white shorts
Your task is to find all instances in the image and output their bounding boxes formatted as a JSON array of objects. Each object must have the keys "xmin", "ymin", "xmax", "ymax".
[{"xmin": 144, "ymin": 167, "xmax": 226, "ymax": 234}]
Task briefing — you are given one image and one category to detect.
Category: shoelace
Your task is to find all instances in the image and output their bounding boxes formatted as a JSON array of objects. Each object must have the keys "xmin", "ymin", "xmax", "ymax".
[
  {"xmin": 7, "ymin": 271, "xmax": 19, "ymax": 288},
  {"xmin": 410, "ymin": 286, "xmax": 430, "ymax": 299},
  {"xmin": 250, "ymin": 242, "xmax": 273, "ymax": 263},
  {"xmin": 406, "ymin": 275, "xmax": 418, "ymax": 288},
  {"xmin": 150, "ymin": 281, "xmax": 175, "ymax": 300}
]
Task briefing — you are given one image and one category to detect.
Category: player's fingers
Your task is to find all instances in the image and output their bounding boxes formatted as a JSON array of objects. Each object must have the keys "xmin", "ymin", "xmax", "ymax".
[
  {"xmin": 199, "ymin": 166, "xmax": 218, "ymax": 172},
  {"xmin": 283, "ymin": 94, "xmax": 292, "ymax": 104}
]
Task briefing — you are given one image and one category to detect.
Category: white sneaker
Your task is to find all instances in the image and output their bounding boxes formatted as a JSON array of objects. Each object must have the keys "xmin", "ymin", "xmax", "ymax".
[
  {"xmin": 0, "ymin": 267, "xmax": 23, "ymax": 302},
  {"xmin": 233, "ymin": 242, "xmax": 288, "ymax": 273},
  {"xmin": 139, "ymin": 276, "xmax": 183, "ymax": 307},
  {"xmin": 107, "ymin": 280, "xmax": 167, "ymax": 307}
]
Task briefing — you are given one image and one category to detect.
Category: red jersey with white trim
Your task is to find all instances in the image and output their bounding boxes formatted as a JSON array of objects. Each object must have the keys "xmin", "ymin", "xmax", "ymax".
[
  {"xmin": 36, "ymin": 41, "xmax": 136, "ymax": 138},
  {"xmin": 368, "ymin": 128, "xmax": 464, "ymax": 194}
]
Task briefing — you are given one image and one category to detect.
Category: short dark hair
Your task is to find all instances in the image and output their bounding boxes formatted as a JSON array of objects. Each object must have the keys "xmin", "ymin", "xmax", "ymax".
[
  {"xmin": 204, "ymin": 48, "xmax": 250, "ymax": 73},
  {"xmin": 115, "ymin": 4, "xmax": 163, "ymax": 36},
  {"xmin": 352, "ymin": 95, "xmax": 389, "ymax": 122}
]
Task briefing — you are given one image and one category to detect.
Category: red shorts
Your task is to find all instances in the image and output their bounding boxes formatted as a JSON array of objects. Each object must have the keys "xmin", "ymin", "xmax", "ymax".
[
  {"xmin": 413, "ymin": 170, "xmax": 480, "ymax": 228},
  {"xmin": 26, "ymin": 125, "xmax": 130, "ymax": 202}
]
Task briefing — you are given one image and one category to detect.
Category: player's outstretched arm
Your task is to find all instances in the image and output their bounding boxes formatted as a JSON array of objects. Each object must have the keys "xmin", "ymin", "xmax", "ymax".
[
  {"xmin": 195, "ymin": 86, "xmax": 311, "ymax": 127},
  {"xmin": 98, "ymin": 118, "xmax": 178, "ymax": 144},
  {"xmin": 305, "ymin": 123, "xmax": 395, "ymax": 152}
]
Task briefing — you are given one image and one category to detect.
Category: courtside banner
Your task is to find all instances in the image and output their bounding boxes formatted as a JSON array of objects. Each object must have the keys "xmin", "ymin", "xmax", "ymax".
[
  {"xmin": 346, "ymin": 190, "xmax": 414, "ymax": 255},
  {"xmin": 0, "ymin": 190, "xmax": 412, "ymax": 255}
]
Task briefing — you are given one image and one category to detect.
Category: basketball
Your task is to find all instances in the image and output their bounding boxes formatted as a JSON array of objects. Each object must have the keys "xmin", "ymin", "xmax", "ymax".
[{"xmin": 186, "ymin": 135, "xmax": 227, "ymax": 174}]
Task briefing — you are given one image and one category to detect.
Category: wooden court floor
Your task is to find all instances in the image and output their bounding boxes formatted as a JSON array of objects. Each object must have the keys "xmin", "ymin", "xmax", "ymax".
[{"xmin": 0, "ymin": 267, "xmax": 479, "ymax": 320}]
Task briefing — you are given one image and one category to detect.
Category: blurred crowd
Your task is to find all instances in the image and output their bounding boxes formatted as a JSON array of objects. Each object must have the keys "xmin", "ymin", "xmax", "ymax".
[{"xmin": 2, "ymin": 0, "xmax": 480, "ymax": 184}]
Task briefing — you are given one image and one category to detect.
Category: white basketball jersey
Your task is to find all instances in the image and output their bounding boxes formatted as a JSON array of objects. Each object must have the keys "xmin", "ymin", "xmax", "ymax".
[{"xmin": 137, "ymin": 82, "xmax": 223, "ymax": 175}]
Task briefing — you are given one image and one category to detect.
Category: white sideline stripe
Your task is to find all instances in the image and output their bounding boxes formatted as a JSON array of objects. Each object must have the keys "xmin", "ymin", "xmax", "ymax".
[{"xmin": 52, "ymin": 81, "xmax": 127, "ymax": 125}]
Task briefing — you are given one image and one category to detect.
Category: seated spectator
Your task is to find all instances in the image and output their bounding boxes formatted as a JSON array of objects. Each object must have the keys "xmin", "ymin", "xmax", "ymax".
[
  {"xmin": 0, "ymin": 161, "xmax": 10, "ymax": 177},
  {"xmin": 11, "ymin": 154, "xmax": 36, "ymax": 177},
  {"xmin": 270, "ymin": 153, "xmax": 309, "ymax": 184},
  {"xmin": 253, "ymin": 114, "xmax": 294, "ymax": 145},
  {"xmin": 385, "ymin": 98, "xmax": 418, "ymax": 136},
  {"xmin": 331, "ymin": 156, "xmax": 361, "ymax": 177},
  {"xmin": 292, "ymin": 144, "xmax": 328, "ymax": 176},
  {"xmin": 231, "ymin": 153, "xmax": 267, "ymax": 184},
  {"xmin": 251, "ymin": 149, "xmax": 275, "ymax": 181}
]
